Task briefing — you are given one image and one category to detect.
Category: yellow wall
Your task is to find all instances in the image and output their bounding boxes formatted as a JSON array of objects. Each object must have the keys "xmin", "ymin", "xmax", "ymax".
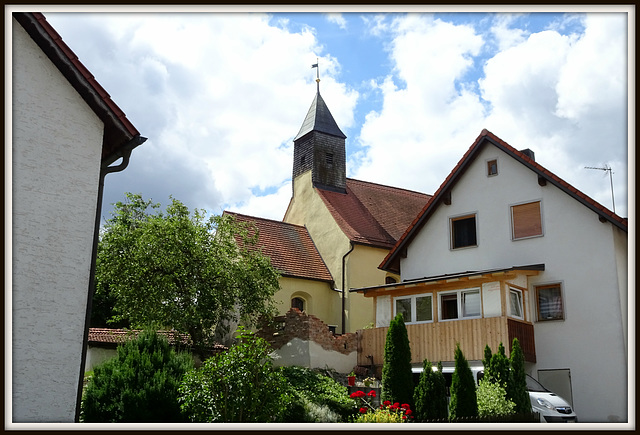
[
  {"xmin": 284, "ymin": 171, "xmax": 398, "ymax": 333},
  {"xmin": 276, "ymin": 276, "xmax": 341, "ymax": 328}
]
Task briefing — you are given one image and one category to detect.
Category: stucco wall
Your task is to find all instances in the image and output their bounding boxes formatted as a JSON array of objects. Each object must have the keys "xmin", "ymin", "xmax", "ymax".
[
  {"xmin": 400, "ymin": 144, "xmax": 628, "ymax": 422},
  {"xmin": 276, "ymin": 276, "xmax": 341, "ymax": 328},
  {"xmin": 12, "ymin": 19, "xmax": 104, "ymax": 422}
]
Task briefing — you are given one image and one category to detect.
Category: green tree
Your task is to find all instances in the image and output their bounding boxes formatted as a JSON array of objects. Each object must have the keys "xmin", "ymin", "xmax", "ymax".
[
  {"xmin": 95, "ymin": 193, "xmax": 280, "ymax": 356},
  {"xmin": 487, "ymin": 342, "xmax": 510, "ymax": 387},
  {"xmin": 81, "ymin": 329, "xmax": 194, "ymax": 422},
  {"xmin": 476, "ymin": 378, "xmax": 515, "ymax": 417},
  {"xmin": 482, "ymin": 344, "xmax": 492, "ymax": 370},
  {"xmin": 509, "ymin": 338, "xmax": 532, "ymax": 414},
  {"xmin": 413, "ymin": 359, "xmax": 448, "ymax": 421},
  {"xmin": 449, "ymin": 343, "xmax": 478, "ymax": 420},
  {"xmin": 381, "ymin": 314, "xmax": 413, "ymax": 408},
  {"xmin": 178, "ymin": 327, "xmax": 288, "ymax": 422}
]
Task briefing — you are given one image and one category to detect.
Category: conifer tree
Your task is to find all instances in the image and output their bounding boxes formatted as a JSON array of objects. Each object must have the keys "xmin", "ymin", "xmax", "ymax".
[
  {"xmin": 482, "ymin": 344, "xmax": 492, "ymax": 370},
  {"xmin": 487, "ymin": 342, "xmax": 510, "ymax": 386},
  {"xmin": 509, "ymin": 338, "xmax": 532, "ymax": 414},
  {"xmin": 414, "ymin": 359, "xmax": 448, "ymax": 421},
  {"xmin": 381, "ymin": 313, "xmax": 413, "ymax": 407},
  {"xmin": 449, "ymin": 343, "xmax": 478, "ymax": 420}
]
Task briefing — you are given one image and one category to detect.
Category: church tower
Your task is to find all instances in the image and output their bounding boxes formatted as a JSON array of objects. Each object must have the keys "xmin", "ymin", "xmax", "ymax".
[{"xmin": 292, "ymin": 88, "xmax": 347, "ymax": 193}]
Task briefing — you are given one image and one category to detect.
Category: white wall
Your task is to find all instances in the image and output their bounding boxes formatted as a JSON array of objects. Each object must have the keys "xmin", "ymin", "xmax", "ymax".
[
  {"xmin": 12, "ymin": 19, "xmax": 104, "ymax": 422},
  {"xmin": 270, "ymin": 338, "xmax": 357, "ymax": 373},
  {"xmin": 401, "ymin": 144, "xmax": 628, "ymax": 422}
]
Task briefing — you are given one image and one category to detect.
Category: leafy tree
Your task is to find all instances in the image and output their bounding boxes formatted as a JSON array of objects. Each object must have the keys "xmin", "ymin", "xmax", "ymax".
[
  {"xmin": 95, "ymin": 193, "xmax": 280, "ymax": 356},
  {"xmin": 509, "ymin": 338, "xmax": 532, "ymax": 414},
  {"xmin": 476, "ymin": 378, "xmax": 515, "ymax": 417},
  {"xmin": 482, "ymin": 344, "xmax": 492, "ymax": 370},
  {"xmin": 413, "ymin": 359, "xmax": 448, "ymax": 421},
  {"xmin": 81, "ymin": 329, "xmax": 194, "ymax": 422},
  {"xmin": 178, "ymin": 327, "xmax": 288, "ymax": 422},
  {"xmin": 381, "ymin": 313, "xmax": 413, "ymax": 408},
  {"xmin": 449, "ymin": 343, "xmax": 478, "ymax": 420}
]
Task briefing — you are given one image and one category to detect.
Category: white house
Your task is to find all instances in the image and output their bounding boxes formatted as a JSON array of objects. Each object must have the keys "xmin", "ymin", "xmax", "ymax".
[
  {"xmin": 11, "ymin": 12, "xmax": 145, "ymax": 423},
  {"xmin": 355, "ymin": 129, "xmax": 628, "ymax": 423}
]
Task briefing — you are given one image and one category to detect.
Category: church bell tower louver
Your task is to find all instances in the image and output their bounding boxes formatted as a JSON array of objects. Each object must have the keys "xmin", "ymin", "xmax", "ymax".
[{"xmin": 292, "ymin": 71, "xmax": 347, "ymax": 193}]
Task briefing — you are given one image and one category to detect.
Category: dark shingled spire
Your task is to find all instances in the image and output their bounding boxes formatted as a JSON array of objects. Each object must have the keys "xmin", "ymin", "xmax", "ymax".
[{"xmin": 294, "ymin": 92, "xmax": 346, "ymax": 141}]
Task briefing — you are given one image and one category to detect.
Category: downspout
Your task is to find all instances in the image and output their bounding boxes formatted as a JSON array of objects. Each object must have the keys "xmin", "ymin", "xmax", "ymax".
[
  {"xmin": 341, "ymin": 242, "xmax": 354, "ymax": 335},
  {"xmin": 74, "ymin": 135, "xmax": 146, "ymax": 422}
]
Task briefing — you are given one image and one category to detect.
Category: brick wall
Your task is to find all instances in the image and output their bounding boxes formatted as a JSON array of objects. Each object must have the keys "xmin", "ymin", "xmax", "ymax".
[{"xmin": 258, "ymin": 308, "xmax": 357, "ymax": 356}]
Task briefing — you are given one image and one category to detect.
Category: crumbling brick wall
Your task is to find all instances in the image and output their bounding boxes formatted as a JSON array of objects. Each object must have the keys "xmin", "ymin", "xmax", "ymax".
[{"xmin": 258, "ymin": 308, "xmax": 357, "ymax": 355}]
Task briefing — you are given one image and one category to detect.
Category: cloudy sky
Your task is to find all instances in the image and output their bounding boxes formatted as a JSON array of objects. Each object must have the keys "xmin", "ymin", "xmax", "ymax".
[{"xmin": 35, "ymin": 6, "xmax": 631, "ymax": 221}]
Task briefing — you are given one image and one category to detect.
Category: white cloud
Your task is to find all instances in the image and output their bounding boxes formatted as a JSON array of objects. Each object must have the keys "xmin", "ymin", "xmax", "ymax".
[
  {"xmin": 325, "ymin": 13, "xmax": 347, "ymax": 29},
  {"xmin": 490, "ymin": 14, "xmax": 527, "ymax": 50}
]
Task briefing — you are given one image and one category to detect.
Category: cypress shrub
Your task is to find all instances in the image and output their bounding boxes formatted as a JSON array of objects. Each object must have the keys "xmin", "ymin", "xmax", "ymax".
[
  {"xmin": 487, "ymin": 342, "xmax": 510, "ymax": 386},
  {"xmin": 482, "ymin": 344, "xmax": 492, "ymax": 370},
  {"xmin": 381, "ymin": 314, "xmax": 413, "ymax": 408},
  {"xmin": 81, "ymin": 329, "xmax": 194, "ymax": 422},
  {"xmin": 413, "ymin": 359, "xmax": 448, "ymax": 421},
  {"xmin": 449, "ymin": 343, "xmax": 478, "ymax": 420},
  {"xmin": 509, "ymin": 338, "xmax": 532, "ymax": 414}
]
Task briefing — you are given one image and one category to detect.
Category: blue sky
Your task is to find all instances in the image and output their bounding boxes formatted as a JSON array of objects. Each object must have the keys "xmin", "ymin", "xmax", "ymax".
[{"xmin": 26, "ymin": 6, "xmax": 631, "ymax": 221}]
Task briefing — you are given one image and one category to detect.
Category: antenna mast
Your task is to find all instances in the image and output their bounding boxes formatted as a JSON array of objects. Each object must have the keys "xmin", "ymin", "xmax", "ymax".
[{"xmin": 585, "ymin": 165, "xmax": 616, "ymax": 213}]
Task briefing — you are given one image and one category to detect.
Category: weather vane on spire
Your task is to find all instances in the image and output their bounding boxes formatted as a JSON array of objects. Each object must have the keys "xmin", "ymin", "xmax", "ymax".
[{"xmin": 311, "ymin": 58, "xmax": 319, "ymax": 93}]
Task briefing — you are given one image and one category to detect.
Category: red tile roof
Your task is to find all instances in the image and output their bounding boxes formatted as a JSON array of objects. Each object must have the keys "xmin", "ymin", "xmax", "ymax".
[
  {"xmin": 88, "ymin": 328, "xmax": 228, "ymax": 351},
  {"xmin": 224, "ymin": 211, "xmax": 334, "ymax": 283},
  {"xmin": 381, "ymin": 129, "xmax": 628, "ymax": 273},
  {"xmin": 14, "ymin": 12, "xmax": 145, "ymax": 165},
  {"xmin": 317, "ymin": 178, "xmax": 432, "ymax": 249}
]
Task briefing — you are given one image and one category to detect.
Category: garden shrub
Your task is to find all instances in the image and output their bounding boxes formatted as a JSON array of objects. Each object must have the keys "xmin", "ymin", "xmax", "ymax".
[
  {"xmin": 487, "ymin": 342, "xmax": 510, "ymax": 387},
  {"xmin": 279, "ymin": 366, "xmax": 356, "ymax": 422},
  {"xmin": 449, "ymin": 343, "xmax": 478, "ymax": 420},
  {"xmin": 413, "ymin": 359, "xmax": 448, "ymax": 421},
  {"xmin": 476, "ymin": 379, "xmax": 515, "ymax": 417},
  {"xmin": 81, "ymin": 329, "xmax": 194, "ymax": 422},
  {"xmin": 509, "ymin": 338, "xmax": 532, "ymax": 414},
  {"xmin": 353, "ymin": 401, "xmax": 413, "ymax": 423},
  {"xmin": 178, "ymin": 327, "xmax": 288, "ymax": 422},
  {"xmin": 381, "ymin": 314, "xmax": 413, "ymax": 408}
]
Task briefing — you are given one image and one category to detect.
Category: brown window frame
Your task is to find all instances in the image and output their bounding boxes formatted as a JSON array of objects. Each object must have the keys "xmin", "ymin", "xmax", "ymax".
[
  {"xmin": 535, "ymin": 283, "xmax": 564, "ymax": 321},
  {"xmin": 487, "ymin": 159, "xmax": 498, "ymax": 176},
  {"xmin": 511, "ymin": 201, "xmax": 543, "ymax": 240},
  {"xmin": 450, "ymin": 213, "xmax": 478, "ymax": 249}
]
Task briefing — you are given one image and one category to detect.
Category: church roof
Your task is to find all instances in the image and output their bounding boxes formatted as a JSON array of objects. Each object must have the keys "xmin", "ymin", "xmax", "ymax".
[
  {"xmin": 294, "ymin": 92, "xmax": 346, "ymax": 141},
  {"xmin": 317, "ymin": 178, "xmax": 432, "ymax": 249},
  {"xmin": 223, "ymin": 211, "xmax": 334, "ymax": 283}
]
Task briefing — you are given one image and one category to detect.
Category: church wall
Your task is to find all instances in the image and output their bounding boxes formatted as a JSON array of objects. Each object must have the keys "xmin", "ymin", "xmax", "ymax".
[{"xmin": 276, "ymin": 276, "xmax": 341, "ymax": 329}]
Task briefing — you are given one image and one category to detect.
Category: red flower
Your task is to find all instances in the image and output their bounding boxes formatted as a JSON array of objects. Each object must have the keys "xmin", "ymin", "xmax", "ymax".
[
  {"xmin": 393, "ymin": 402, "xmax": 400, "ymax": 407},
  {"xmin": 401, "ymin": 403, "xmax": 410, "ymax": 410},
  {"xmin": 359, "ymin": 407, "xmax": 368, "ymax": 414},
  {"xmin": 383, "ymin": 400, "xmax": 391, "ymax": 407},
  {"xmin": 350, "ymin": 391, "xmax": 365, "ymax": 398},
  {"xmin": 405, "ymin": 409, "xmax": 412, "ymax": 415},
  {"xmin": 367, "ymin": 390, "xmax": 376, "ymax": 397},
  {"xmin": 402, "ymin": 415, "xmax": 407, "ymax": 420}
]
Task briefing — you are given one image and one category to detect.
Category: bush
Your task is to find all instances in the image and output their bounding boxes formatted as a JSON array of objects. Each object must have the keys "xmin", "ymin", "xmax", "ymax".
[
  {"xmin": 353, "ymin": 401, "xmax": 413, "ymax": 423},
  {"xmin": 178, "ymin": 327, "xmax": 288, "ymax": 422},
  {"xmin": 509, "ymin": 338, "xmax": 532, "ymax": 414},
  {"xmin": 381, "ymin": 314, "xmax": 413, "ymax": 408},
  {"xmin": 487, "ymin": 342, "xmax": 510, "ymax": 386},
  {"xmin": 413, "ymin": 359, "xmax": 448, "ymax": 421},
  {"xmin": 81, "ymin": 329, "xmax": 194, "ymax": 422},
  {"xmin": 476, "ymin": 379, "xmax": 515, "ymax": 417},
  {"xmin": 449, "ymin": 343, "xmax": 478, "ymax": 420},
  {"xmin": 279, "ymin": 366, "xmax": 356, "ymax": 422}
]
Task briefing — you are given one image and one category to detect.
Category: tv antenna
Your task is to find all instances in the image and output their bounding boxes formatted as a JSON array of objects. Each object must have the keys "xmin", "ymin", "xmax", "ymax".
[{"xmin": 585, "ymin": 164, "xmax": 615, "ymax": 213}]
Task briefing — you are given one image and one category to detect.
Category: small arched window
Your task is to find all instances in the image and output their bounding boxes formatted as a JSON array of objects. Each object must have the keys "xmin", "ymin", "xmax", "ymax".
[{"xmin": 291, "ymin": 297, "xmax": 305, "ymax": 312}]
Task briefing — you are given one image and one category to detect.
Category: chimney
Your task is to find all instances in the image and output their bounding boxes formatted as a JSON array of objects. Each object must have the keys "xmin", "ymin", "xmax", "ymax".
[{"xmin": 520, "ymin": 148, "xmax": 535, "ymax": 161}]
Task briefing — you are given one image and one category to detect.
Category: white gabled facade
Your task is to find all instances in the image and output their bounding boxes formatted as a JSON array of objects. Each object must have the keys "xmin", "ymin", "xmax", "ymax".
[{"xmin": 376, "ymin": 130, "xmax": 628, "ymax": 423}]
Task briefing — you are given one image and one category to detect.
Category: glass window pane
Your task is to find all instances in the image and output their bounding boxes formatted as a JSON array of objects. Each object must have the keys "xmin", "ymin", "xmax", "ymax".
[
  {"xmin": 441, "ymin": 294, "xmax": 458, "ymax": 320},
  {"xmin": 462, "ymin": 290, "xmax": 481, "ymax": 317},
  {"xmin": 537, "ymin": 286, "xmax": 563, "ymax": 320},
  {"xmin": 452, "ymin": 216, "xmax": 477, "ymax": 248},
  {"xmin": 509, "ymin": 289, "xmax": 523, "ymax": 318},
  {"xmin": 416, "ymin": 296, "xmax": 432, "ymax": 322},
  {"xmin": 395, "ymin": 298, "xmax": 411, "ymax": 323}
]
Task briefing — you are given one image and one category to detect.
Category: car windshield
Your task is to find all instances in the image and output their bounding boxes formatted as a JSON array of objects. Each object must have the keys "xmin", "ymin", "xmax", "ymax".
[{"xmin": 526, "ymin": 375, "xmax": 550, "ymax": 392}]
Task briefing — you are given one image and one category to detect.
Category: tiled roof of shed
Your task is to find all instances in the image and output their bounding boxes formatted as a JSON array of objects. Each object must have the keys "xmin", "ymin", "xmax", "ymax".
[
  {"xmin": 224, "ymin": 211, "xmax": 334, "ymax": 283},
  {"xmin": 381, "ymin": 129, "xmax": 628, "ymax": 273},
  {"xmin": 317, "ymin": 178, "xmax": 432, "ymax": 249},
  {"xmin": 14, "ymin": 12, "xmax": 145, "ymax": 165}
]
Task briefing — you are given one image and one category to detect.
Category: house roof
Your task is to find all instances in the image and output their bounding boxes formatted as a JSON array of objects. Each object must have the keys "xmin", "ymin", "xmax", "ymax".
[
  {"xmin": 317, "ymin": 178, "xmax": 432, "ymax": 249},
  {"xmin": 88, "ymin": 328, "xmax": 228, "ymax": 351},
  {"xmin": 224, "ymin": 211, "xmax": 334, "ymax": 283},
  {"xmin": 381, "ymin": 129, "xmax": 628, "ymax": 274},
  {"xmin": 14, "ymin": 12, "xmax": 145, "ymax": 166},
  {"xmin": 352, "ymin": 264, "xmax": 545, "ymax": 296},
  {"xmin": 294, "ymin": 91, "xmax": 346, "ymax": 141}
]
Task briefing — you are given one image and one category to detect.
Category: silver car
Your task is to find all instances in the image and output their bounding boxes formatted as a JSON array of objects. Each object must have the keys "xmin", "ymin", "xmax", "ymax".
[{"xmin": 526, "ymin": 374, "xmax": 577, "ymax": 422}]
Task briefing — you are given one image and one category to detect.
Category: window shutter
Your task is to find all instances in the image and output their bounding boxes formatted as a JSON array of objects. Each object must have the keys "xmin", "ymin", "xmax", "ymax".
[{"xmin": 512, "ymin": 201, "xmax": 542, "ymax": 239}]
